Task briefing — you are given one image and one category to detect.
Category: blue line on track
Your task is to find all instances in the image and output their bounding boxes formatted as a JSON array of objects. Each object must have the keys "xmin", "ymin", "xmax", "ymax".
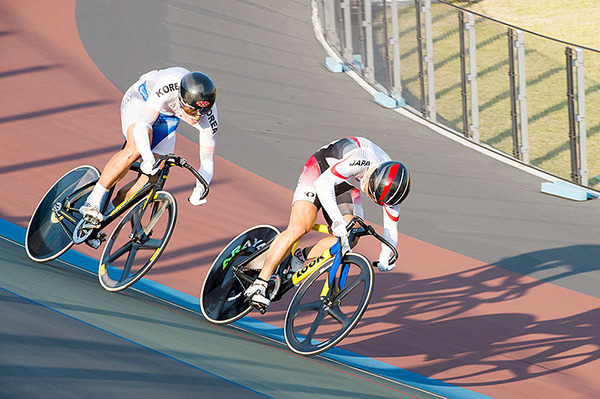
[
  {"xmin": 0, "ymin": 284, "xmax": 276, "ymax": 399},
  {"xmin": 2, "ymin": 218, "xmax": 493, "ymax": 399}
]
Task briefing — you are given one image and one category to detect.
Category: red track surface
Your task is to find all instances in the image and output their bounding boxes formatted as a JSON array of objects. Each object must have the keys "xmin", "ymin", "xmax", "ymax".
[{"xmin": 1, "ymin": 2, "xmax": 599, "ymax": 398}]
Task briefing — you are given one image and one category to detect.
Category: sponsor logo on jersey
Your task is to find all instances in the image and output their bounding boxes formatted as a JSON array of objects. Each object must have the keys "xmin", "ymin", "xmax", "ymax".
[
  {"xmin": 205, "ymin": 109, "xmax": 218, "ymax": 134},
  {"xmin": 156, "ymin": 83, "xmax": 179, "ymax": 97},
  {"xmin": 349, "ymin": 159, "xmax": 370, "ymax": 167}
]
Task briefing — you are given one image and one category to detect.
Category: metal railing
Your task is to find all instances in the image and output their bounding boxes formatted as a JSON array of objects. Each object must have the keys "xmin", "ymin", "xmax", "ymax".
[{"xmin": 315, "ymin": 0, "xmax": 600, "ymax": 188}]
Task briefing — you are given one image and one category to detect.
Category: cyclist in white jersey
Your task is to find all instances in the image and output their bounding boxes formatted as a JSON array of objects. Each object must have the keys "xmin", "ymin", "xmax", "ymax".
[
  {"xmin": 80, "ymin": 67, "xmax": 219, "ymax": 247},
  {"xmin": 245, "ymin": 137, "xmax": 411, "ymax": 308}
]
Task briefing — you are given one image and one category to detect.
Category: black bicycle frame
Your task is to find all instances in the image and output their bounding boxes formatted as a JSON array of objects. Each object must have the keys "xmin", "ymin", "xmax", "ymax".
[{"xmin": 55, "ymin": 154, "xmax": 208, "ymax": 236}]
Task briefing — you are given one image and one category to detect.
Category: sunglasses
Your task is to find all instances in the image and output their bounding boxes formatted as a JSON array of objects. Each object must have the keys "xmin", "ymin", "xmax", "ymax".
[{"xmin": 181, "ymin": 101, "xmax": 212, "ymax": 117}]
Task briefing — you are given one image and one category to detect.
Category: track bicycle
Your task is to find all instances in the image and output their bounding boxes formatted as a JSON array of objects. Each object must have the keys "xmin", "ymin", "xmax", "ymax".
[
  {"xmin": 200, "ymin": 216, "xmax": 397, "ymax": 356},
  {"xmin": 25, "ymin": 154, "xmax": 208, "ymax": 292}
]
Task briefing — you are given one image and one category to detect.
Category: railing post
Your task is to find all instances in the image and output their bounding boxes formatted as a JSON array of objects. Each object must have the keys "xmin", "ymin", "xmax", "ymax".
[
  {"xmin": 467, "ymin": 12, "xmax": 479, "ymax": 142},
  {"xmin": 363, "ymin": 0, "xmax": 375, "ymax": 82},
  {"xmin": 415, "ymin": 0, "xmax": 427, "ymax": 117},
  {"xmin": 341, "ymin": 0, "xmax": 354, "ymax": 64},
  {"xmin": 507, "ymin": 28, "xmax": 521, "ymax": 159},
  {"xmin": 507, "ymin": 28, "xmax": 528, "ymax": 162},
  {"xmin": 566, "ymin": 47, "xmax": 580, "ymax": 183},
  {"xmin": 389, "ymin": 0, "xmax": 403, "ymax": 101},
  {"xmin": 575, "ymin": 48, "xmax": 588, "ymax": 186},
  {"xmin": 423, "ymin": 0, "xmax": 436, "ymax": 122},
  {"xmin": 516, "ymin": 30, "xmax": 529, "ymax": 164},
  {"xmin": 459, "ymin": 11, "xmax": 469, "ymax": 138},
  {"xmin": 323, "ymin": 0, "xmax": 339, "ymax": 48}
]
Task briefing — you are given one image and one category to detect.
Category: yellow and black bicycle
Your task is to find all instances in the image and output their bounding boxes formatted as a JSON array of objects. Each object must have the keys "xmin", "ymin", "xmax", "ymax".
[
  {"xmin": 200, "ymin": 216, "xmax": 397, "ymax": 356},
  {"xmin": 25, "ymin": 154, "xmax": 208, "ymax": 292}
]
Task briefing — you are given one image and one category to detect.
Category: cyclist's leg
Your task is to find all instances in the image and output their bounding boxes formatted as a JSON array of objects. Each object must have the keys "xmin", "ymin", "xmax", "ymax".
[
  {"xmin": 304, "ymin": 213, "xmax": 355, "ymax": 259},
  {"xmin": 303, "ymin": 189, "xmax": 356, "ymax": 259},
  {"xmin": 257, "ymin": 200, "xmax": 318, "ymax": 281},
  {"xmin": 99, "ymin": 124, "xmax": 146, "ymax": 190}
]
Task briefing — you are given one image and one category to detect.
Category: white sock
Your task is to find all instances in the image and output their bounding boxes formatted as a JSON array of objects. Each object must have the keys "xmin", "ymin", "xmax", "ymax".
[{"xmin": 86, "ymin": 183, "xmax": 108, "ymax": 209}]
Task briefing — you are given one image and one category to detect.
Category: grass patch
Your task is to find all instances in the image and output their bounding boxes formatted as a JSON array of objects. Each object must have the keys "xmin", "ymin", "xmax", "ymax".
[{"xmin": 393, "ymin": 1, "xmax": 600, "ymax": 186}]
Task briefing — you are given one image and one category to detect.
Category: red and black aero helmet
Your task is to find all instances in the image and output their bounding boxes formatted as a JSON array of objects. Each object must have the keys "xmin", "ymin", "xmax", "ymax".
[
  {"xmin": 366, "ymin": 161, "xmax": 411, "ymax": 206},
  {"xmin": 179, "ymin": 72, "xmax": 216, "ymax": 115}
]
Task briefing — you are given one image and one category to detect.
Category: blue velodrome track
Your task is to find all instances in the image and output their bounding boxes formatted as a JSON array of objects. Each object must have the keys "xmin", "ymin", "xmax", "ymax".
[{"xmin": 2, "ymin": 1, "xmax": 600, "ymax": 398}]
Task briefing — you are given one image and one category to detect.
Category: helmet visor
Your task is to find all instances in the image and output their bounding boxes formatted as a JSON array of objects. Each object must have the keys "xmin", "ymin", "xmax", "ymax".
[{"xmin": 179, "ymin": 93, "xmax": 212, "ymax": 116}]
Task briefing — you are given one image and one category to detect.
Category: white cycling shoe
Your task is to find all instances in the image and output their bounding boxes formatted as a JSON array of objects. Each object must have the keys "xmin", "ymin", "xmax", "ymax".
[
  {"xmin": 79, "ymin": 202, "xmax": 104, "ymax": 227},
  {"xmin": 245, "ymin": 278, "xmax": 271, "ymax": 308}
]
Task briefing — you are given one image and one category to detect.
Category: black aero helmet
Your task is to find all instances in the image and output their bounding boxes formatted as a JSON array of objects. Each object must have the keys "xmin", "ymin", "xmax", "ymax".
[
  {"xmin": 366, "ymin": 161, "xmax": 411, "ymax": 206},
  {"xmin": 179, "ymin": 72, "xmax": 216, "ymax": 115}
]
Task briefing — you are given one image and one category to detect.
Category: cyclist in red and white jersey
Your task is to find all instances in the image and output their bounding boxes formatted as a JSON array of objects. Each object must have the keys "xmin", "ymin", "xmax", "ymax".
[
  {"xmin": 245, "ymin": 137, "xmax": 411, "ymax": 308},
  {"xmin": 80, "ymin": 67, "xmax": 218, "ymax": 247}
]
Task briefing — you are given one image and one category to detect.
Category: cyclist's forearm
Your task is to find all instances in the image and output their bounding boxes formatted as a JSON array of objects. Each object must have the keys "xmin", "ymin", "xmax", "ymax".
[
  {"xmin": 197, "ymin": 130, "xmax": 216, "ymax": 186},
  {"xmin": 132, "ymin": 122, "xmax": 154, "ymax": 162},
  {"xmin": 197, "ymin": 148, "xmax": 214, "ymax": 186},
  {"xmin": 381, "ymin": 204, "xmax": 400, "ymax": 253},
  {"xmin": 314, "ymin": 172, "xmax": 345, "ymax": 224}
]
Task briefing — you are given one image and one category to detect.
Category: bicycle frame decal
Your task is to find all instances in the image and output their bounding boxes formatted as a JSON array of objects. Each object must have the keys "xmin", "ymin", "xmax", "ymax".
[
  {"xmin": 108, "ymin": 185, "xmax": 148, "ymax": 217},
  {"xmin": 222, "ymin": 237, "xmax": 269, "ymax": 269},
  {"xmin": 292, "ymin": 249, "xmax": 333, "ymax": 286}
]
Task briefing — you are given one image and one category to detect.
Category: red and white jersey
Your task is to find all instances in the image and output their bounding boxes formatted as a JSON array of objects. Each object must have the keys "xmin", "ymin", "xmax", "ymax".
[{"xmin": 312, "ymin": 137, "xmax": 401, "ymax": 257}]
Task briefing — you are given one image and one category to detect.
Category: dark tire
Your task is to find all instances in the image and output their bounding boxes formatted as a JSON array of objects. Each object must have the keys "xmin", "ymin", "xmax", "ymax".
[
  {"xmin": 26, "ymin": 165, "xmax": 100, "ymax": 262},
  {"xmin": 99, "ymin": 191, "xmax": 177, "ymax": 292},
  {"xmin": 284, "ymin": 253, "xmax": 374, "ymax": 356},
  {"xmin": 200, "ymin": 225, "xmax": 279, "ymax": 324}
]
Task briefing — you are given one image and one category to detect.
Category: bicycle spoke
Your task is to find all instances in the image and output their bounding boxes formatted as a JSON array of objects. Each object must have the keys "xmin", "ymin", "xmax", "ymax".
[
  {"xmin": 295, "ymin": 300, "xmax": 322, "ymax": 313},
  {"xmin": 301, "ymin": 307, "xmax": 328, "ymax": 347},
  {"xmin": 120, "ymin": 244, "xmax": 139, "ymax": 280},
  {"xmin": 332, "ymin": 276, "xmax": 364, "ymax": 303},
  {"xmin": 327, "ymin": 305, "xmax": 351, "ymax": 327},
  {"xmin": 139, "ymin": 238, "xmax": 162, "ymax": 250},
  {"xmin": 108, "ymin": 241, "xmax": 133, "ymax": 263},
  {"xmin": 144, "ymin": 201, "xmax": 168, "ymax": 235}
]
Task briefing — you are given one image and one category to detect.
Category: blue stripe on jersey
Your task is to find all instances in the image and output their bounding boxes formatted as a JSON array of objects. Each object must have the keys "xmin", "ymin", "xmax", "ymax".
[
  {"xmin": 138, "ymin": 82, "xmax": 149, "ymax": 101},
  {"xmin": 151, "ymin": 114, "xmax": 180, "ymax": 148}
]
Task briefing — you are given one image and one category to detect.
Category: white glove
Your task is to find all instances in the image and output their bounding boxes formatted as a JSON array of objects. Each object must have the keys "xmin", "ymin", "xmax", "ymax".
[
  {"xmin": 188, "ymin": 186, "xmax": 207, "ymax": 206},
  {"xmin": 331, "ymin": 220, "xmax": 350, "ymax": 255},
  {"xmin": 330, "ymin": 220, "xmax": 348, "ymax": 237},
  {"xmin": 140, "ymin": 159, "xmax": 159, "ymax": 175},
  {"xmin": 377, "ymin": 250, "xmax": 396, "ymax": 272}
]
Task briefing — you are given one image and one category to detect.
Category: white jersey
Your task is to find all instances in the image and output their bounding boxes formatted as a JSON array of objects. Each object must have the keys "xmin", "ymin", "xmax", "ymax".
[{"xmin": 120, "ymin": 67, "xmax": 218, "ymax": 185}]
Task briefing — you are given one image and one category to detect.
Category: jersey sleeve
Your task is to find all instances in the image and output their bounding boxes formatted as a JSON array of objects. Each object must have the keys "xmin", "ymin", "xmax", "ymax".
[
  {"xmin": 351, "ymin": 188, "xmax": 364, "ymax": 219},
  {"xmin": 131, "ymin": 103, "xmax": 160, "ymax": 163},
  {"xmin": 381, "ymin": 203, "xmax": 400, "ymax": 256},
  {"xmin": 314, "ymin": 149, "xmax": 365, "ymax": 225},
  {"xmin": 194, "ymin": 105, "xmax": 219, "ymax": 186}
]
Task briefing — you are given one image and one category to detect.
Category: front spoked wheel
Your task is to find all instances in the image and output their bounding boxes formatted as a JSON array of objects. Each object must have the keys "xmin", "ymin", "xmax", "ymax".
[
  {"xmin": 26, "ymin": 165, "xmax": 100, "ymax": 262},
  {"xmin": 284, "ymin": 253, "xmax": 374, "ymax": 356},
  {"xmin": 99, "ymin": 191, "xmax": 177, "ymax": 292},
  {"xmin": 201, "ymin": 225, "xmax": 279, "ymax": 324}
]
